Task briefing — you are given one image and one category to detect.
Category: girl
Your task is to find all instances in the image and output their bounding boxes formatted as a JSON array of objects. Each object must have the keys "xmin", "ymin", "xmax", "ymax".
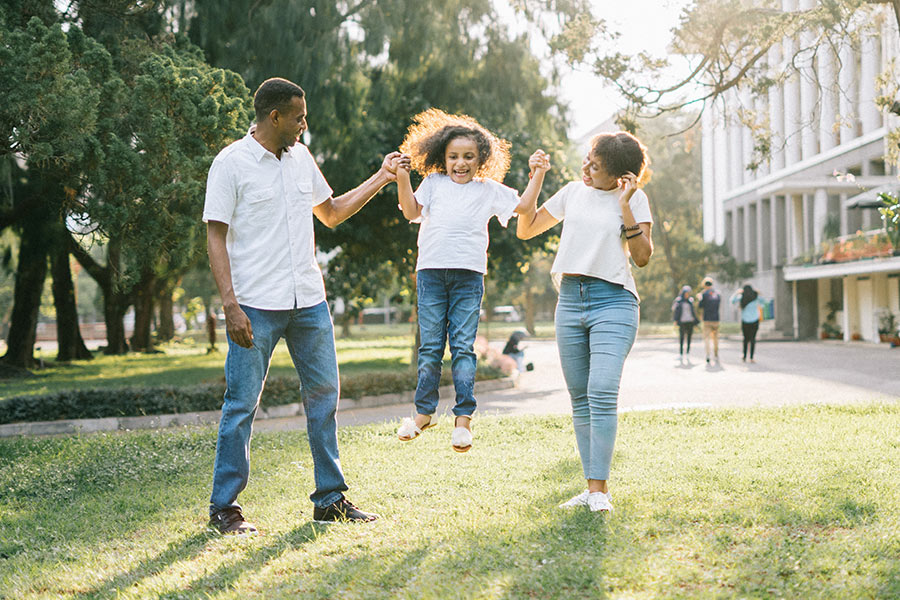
[
  {"xmin": 517, "ymin": 131, "xmax": 653, "ymax": 512},
  {"xmin": 731, "ymin": 284, "xmax": 763, "ymax": 362},
  {"xmin": 672, "ymin": 285, "xmax": 698, "ymax": 358},
  {"xmin": 394, "ymin": 108, "xmax": 549, "ymax": 452}
]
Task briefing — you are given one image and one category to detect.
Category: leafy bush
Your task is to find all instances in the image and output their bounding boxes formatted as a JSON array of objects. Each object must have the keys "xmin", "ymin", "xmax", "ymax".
[{"xmin": 0, "ymin": 365, "xmax": 504, "ymax": 425}]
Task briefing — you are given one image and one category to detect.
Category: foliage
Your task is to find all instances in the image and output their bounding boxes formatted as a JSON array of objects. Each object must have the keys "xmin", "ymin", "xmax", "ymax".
[
  {"xmin": 879, "ymin": 192, "xmax": 900, "ymax": 249},
  {"xmin": 1, "ymin": 405, "xmax": 899, "ymax": 597},
  {"xmin": 564, "ymin": 0, "xmax": 900, "ymax": 169},
  {"xmin": 182, "ymin": 0, "xmax": 581, "ymax": 301},
  {"xmin": 0, "ymin": 364, "xmax": 502, "ymax": 424},
  {"xmin": 629, "ymin": 112, "xmax": 754, "ymax": 321}
]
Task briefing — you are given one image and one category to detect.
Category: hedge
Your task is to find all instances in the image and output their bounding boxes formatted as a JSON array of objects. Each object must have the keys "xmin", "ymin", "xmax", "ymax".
[{"xmin": 0, "ymin": 365, "xmax": 503, "ymax": 425}]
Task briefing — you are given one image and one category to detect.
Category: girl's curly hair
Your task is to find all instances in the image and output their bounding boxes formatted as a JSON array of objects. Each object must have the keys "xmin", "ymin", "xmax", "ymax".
[
  {"xmin": 590, "ymin": 132, "xmax": 652, "ymax": 186},
  {"xmin": 399, "ymin": 108, "xmax": 511, "ymax": 182}
]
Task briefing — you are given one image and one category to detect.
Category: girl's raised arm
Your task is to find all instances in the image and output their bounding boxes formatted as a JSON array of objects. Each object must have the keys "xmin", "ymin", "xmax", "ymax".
[
  {"xmin": 516, "ymin": 150, "xmax": 559, "ymax": 239},
  {"xmin": 396, "ymin": 155, "xmax": 421, "ymax": 221}
]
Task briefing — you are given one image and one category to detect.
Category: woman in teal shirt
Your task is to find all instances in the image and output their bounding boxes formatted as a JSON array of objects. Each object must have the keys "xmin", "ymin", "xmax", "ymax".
[{"xmin": 731, "ymin": 284, "xmax": 762, "ymax": 362}]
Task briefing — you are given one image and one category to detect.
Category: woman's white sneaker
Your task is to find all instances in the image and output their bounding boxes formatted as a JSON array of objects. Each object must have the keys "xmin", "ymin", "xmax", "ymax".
[
  {"xmin": 587, "ymin": 491, "xmax": 613, "ymax": 512},
  {"xmin": 558, "ymin": 490, "xmax": 590, "ymax": 508}
]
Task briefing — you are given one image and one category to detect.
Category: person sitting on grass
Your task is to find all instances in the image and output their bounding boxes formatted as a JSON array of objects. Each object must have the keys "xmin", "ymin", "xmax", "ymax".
[{"xmin": 394, "ymin": 108, "xmax": 550, "ymax": 452}]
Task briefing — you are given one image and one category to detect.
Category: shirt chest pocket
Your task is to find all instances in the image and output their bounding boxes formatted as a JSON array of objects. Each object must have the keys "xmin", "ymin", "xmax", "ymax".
[
  {"xmin": 293, "ymin": 180, "xmax": 314, "ymax": 216},
  {"xmin": 243, "ymin": 186, "xmax": 276, "ymax": 228}
]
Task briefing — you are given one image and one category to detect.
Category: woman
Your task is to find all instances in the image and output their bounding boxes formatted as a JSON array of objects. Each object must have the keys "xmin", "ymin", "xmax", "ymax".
[
  {"xmin": 671, "ymin": 285, "xmax": 698, "ymax": 357},
  {"xmin": 517, "ymin": 131, "xmax": 652, "ymax": 513},
  {"xmin": 731, "ymin": 284, "xmax": 762, "ymax": 362}
]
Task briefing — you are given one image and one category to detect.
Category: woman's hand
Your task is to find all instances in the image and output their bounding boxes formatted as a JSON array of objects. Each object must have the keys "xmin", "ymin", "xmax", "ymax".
[
  {"xmin": 528, "ymin": 149, "xmax": 551, "ymax": 178},
  {"xmin": 618, "ymin": 171, "xmax": 638, "ymax": 204}
]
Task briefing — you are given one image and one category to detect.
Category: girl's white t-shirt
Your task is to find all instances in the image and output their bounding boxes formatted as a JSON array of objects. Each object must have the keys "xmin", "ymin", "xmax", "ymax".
[
  {"xmin": 412, "ymin": 173, "xmax": 519, "ymax": 273},
  {"xmin": 543, "ymin": 181, "xmax": 653, "ymax": 301}
]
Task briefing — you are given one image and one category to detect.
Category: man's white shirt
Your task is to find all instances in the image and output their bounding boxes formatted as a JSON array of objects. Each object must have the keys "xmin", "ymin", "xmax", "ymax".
[{"xmin": 203, "ymin": 134, "xmax": 333, "ymax": 310}]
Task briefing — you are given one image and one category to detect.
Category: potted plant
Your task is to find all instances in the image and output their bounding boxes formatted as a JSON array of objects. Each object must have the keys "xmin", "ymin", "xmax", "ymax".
[
  {"xmin": 821, "ymin": 300, "xmax": 843, "ymax": 339},
  {"xmin": 878, "ymin": 310, "xmax": 899, "ymax": 344}
]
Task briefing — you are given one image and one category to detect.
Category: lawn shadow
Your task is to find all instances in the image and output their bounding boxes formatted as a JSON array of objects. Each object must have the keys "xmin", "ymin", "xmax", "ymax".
[
  {"xmin": 71, "ymin": 531, "xmax": 214, "ymax": 600},
  {"xmin": 158, "ymin": 522, "xmax": 327, "ymax": 597}
]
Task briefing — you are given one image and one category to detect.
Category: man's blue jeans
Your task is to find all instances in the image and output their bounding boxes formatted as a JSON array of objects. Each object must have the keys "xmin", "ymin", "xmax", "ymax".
[
  {"xmin": 414, "ymin": 268, "xmax": 484, "ymax": 417},
  {"xmin": 209, "ymin": 301, "xmax": 347, "ymax": 514},
  {"xmin": 555, "ymin": 276, "xmax": 639, "ymax": 481}
]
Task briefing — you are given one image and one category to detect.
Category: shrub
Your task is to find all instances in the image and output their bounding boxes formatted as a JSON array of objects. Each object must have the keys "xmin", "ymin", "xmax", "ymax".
[{"xmin": 0, "ymin": 365, "xmax": 504, "ymax": 425}]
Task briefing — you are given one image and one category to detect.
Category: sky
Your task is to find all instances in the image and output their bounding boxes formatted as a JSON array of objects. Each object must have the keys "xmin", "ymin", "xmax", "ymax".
[{"xmin": 559, "ymin": 0, "xmax": 694, "ymax": 139}]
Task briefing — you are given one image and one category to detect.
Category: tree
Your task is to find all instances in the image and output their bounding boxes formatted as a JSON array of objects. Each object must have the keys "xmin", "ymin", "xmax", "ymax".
[
  {"xmin": 0, "ymin": 12, "xmax": 107, "ymax": 367},
  {"xmin": 631, "ymin": 112, "xmax": 754, "ymax": 321},
  {"xmin": 582, "ymin": 0, "xmax": 899, "ymax": 165},
  {"xmin": 2, "ymin": 4, "xmax": 251, "ymax": 366}
]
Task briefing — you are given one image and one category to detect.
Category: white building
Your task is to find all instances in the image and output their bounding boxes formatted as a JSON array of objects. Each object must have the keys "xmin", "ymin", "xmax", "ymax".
[{"xmin": 702, "ymin": 0, "xmax": 900, "ymax": 342}]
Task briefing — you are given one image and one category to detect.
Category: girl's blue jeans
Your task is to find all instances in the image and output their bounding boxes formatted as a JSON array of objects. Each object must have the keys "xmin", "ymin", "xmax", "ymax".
[
  {"xmin": 414, "ymin": 268, "xmax": 484, "ymax": 417},
  {"xmin": 555, "ymin": 275, "xmax": 639, "ymax": 481},
  {"xmin": 209, "ymin": 301, "xmax": 348, "ymax": 514}
]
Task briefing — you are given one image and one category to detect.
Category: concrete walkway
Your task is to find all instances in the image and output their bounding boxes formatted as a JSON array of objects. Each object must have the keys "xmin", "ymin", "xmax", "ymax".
[{"xmin": 256, "ymin": 336, "xmax": 900, "ymax": 432}]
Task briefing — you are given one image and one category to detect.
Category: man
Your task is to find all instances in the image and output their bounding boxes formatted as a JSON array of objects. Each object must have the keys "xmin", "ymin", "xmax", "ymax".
[
  {"xmin": 697, "ymin": 276, "xmax": 721, "ymax": 364},
  {"xmin": 203, "ymin": 77, "xmax": 407, "ymax": 533}
]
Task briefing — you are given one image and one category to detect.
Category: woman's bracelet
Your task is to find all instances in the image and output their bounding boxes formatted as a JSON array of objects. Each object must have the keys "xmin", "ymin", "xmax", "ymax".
[
  {"xmin": 625, "ymin": 230, "xmax": 643, "ymax": 240},
  {"xmin": 622, "ymin": 224, "xmax": 640, "ymax": 232}
]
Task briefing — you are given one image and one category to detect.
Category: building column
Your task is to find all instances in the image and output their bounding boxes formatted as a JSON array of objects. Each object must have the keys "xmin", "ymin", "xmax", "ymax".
[
  {"xmin": 770, "ymin": 195, "xmax": 782, "ymax": 266},
  {"xmin": 818, "ymin": 43, "xmax": 838, "ymax": 152},
  {"xmin": 842, "ymin": 276, "xmax": 852, "ymax": 341},
  {"xmin": 768, "ymin": 43, "xmax": 786, "ymax": 171},
  {"xmin": 790, "ymin": 194, "xmax": 804, "ymax": 260},
  {"xmin": 838, "ymin": 39, "xmax": 858, "ymax": 144},
  {"xmin": 813, "ymin": 188, "xmax": 828, "ymax": 247},
  {"xmin": 713, "ymin": 102, "xmax": 730, "ymax": 245},
  {"xmin": 757, "ymin": 198, "xmax": 768, "ymax": 270},
  {"xmin": 798, "ymin": 0, "xmax": 818, "ymax": 158},
  {"xmin": 782, "ymin": 0, "xmax": 802, "ymax": 165},
  {"xmin": 859, "ymin": 33, "xmax": 882, "ymax": 134},
  {"xmin": 839, "ymin": 192, "xmax": 849, "ymax": 236}
]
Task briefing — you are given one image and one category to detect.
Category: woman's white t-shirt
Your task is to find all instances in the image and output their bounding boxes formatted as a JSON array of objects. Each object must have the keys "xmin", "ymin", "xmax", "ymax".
[
  {"xmin": 412, "ymin": 173, "xmax": 519, "ymax": 274},
  {"xmin": 543, "ymin": 181, "xmax": 653, "ymax": 301}
]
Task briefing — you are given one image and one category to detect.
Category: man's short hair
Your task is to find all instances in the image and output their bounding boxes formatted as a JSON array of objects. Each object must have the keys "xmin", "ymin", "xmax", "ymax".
[{"xmin": 253, "ymin": 78, "xmax": 305, "ymax": 122}]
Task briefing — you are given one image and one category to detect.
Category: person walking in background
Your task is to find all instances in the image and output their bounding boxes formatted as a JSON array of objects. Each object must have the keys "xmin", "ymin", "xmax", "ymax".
[
  {"xmin": 393, "ymin": 108, "xmax": 549, "ymax": 452},
  {"xmin": 517, "ymin": 131, "xmax": 653, "ymax": 513},
  {"xmin": 731, "ymin": 284, "xmax": 762, "ymax": 363},
  {"xmin": 204, "ymin": 77, "xmax": 404, "ymax": 532},
  {"xmin": 671, "ymin": 285, "xmax": 698, "ymax": 358},
  {"xmin": 697, "ymin": 277, "xmax": 721, "ymax": 364}
]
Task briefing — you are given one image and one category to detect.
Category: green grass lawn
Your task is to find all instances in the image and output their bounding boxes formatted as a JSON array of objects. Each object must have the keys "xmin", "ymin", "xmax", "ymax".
[
  {"xmin": 1, "ymin": 404, "xmax": 897, "ymax": 599},
  {"xmin": 3, "ymin": 336, "xmax": 416, "ymax": 400}
]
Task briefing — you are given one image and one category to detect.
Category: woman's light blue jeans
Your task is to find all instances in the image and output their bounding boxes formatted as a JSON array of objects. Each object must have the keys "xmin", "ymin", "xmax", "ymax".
[
  {"xmin": 209, "ymin": 301, "xmax": 348, "ymax": 514},
  {"xmin": 414, "ymin": 268, "xmax": 484, "ymax": 417},
  {"xmin": 555, "ymin": 276, "xmax": 639, "ymax": 481}
]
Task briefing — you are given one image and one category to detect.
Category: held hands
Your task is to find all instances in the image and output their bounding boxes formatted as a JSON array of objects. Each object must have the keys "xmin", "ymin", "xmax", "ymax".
[
  {"xmin": 528, "ymin": 149, "xmax": 551, "ymax": 178},
  {"xmin": 381, "ymin": 151, "xmax": 411, "ymax": 182}
]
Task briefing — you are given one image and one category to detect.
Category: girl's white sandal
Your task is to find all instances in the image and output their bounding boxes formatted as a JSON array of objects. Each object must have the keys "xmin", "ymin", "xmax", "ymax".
[
  {"xmin": 397, "ymin": 416, "xmax": 436, "ymax": 441},
  {"xmin": 451, "ymin": 426, "xmax": 473, "ymax": 452}
]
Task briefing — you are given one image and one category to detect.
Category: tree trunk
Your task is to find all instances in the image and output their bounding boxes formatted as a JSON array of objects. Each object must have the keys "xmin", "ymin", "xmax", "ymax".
[
  {"xmin": 340, "ymin": 310, "xmax": 353, "ymax": 338},
  {"xmin": 50, "ymin": 228, "xmax": 92, "ymax": 362},
  {"xmin": 156, "ymin": 283, "xmax": 175, "ymax": 342},
  {"xmin": 2, "ymin": 217, "xmax": 47, "ymax": 369},
  {"xmin": 69, "ymin": 235, "xmax": 130, "ymax": 354},
  {"xmin": 206, "ymin": 306, "xmax": 217, "ymax": 352},
  {"xmin": 130, "ymin": 269, "xmax": 156, "ymax": 352},
  {"xmin": 524, "ymin": 286, "xmax": 536, "ymax": 336}
]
